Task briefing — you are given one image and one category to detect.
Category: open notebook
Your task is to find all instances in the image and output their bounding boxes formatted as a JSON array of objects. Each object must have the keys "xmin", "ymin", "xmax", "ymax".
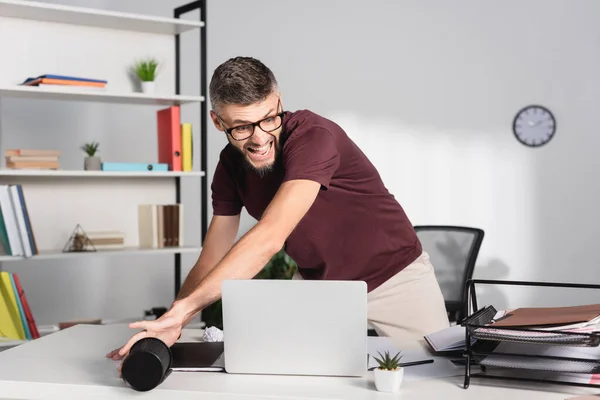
[{"xmin": 424, "ymin": 325, "xmax": 471, "ymax": 353}]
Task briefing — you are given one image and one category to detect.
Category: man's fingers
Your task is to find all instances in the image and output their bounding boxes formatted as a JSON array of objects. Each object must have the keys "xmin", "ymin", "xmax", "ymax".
[
  {"xmin": 128, "ymin": 320, "xmax": 158, "ymax": 331},
  {"xmin": 106, "ymin": 348, "xmax": 119, "ymax": 358},
  {"xmin": 118, "ymin": 330, "xmax": 147, "ymax": 357}
]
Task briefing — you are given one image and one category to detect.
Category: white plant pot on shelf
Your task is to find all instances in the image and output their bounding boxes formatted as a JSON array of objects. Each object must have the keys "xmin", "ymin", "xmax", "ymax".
[
  {"xmin": 84, "ymin": 156, "xmax": 102, "ymax": 171},
  {"xmin": 141, "ymin": 81, "xmax": 155, "ymax": 94},
  {"xmin": 374, "ymin": 368, "xmax": 404, "ymax": 393}
]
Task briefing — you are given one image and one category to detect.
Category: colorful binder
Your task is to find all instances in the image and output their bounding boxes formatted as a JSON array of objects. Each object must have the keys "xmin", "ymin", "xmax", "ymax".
[
  {"xmin": 181, "ymin": 123, "xmax": 193, "ymax": 172},
  {"xmin": 0, "ymin": 272, "xmax": 25, "ymax": 340},
  {"xmin": 157, "ymin": 106, "xmax": 182, "ymax": 171},
  {"xmin": 11, "ymin": 273, "xmax": 39, "ymax": 339},
  {"xmin": 9, "ymin": 274, "xmax": 31, "ymax": 340},
  {"xmin": 101, "ymin": 162, "xmax": 168, "ymax": 172}
]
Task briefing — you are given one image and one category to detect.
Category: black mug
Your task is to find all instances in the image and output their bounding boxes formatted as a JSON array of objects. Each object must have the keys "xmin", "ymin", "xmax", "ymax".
[{"xmin": 121, "ymin": 337, "xmax": 173, "ymax": 391}]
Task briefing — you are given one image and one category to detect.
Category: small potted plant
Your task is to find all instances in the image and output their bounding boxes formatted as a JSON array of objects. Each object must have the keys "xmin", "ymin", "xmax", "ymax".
[
  {"xmin": 133, "ymin": 57, "xmax": 160, "ymax": 94},
  {"xmin": 372, "ymin": 351, "xmax": 404, "ymax": 393},
  {"xmin": 81, "ymin": 141, "xmax": 101, "ymax": 170}
]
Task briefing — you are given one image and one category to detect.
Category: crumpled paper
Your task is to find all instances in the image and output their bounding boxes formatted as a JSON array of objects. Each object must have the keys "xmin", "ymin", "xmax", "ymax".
[{"xmin": 203, "ymin": 326, "xmax": 224, "ymax": 342}]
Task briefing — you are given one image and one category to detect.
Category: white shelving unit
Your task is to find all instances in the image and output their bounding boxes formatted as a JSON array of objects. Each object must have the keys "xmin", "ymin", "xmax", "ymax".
[
  {"xmin": 0, "ymin": 246, "xmax": 203, "ymax": 262},
  {"xmin": 0, "ymin": 0, "xmax": 207, "ymax": 327}
]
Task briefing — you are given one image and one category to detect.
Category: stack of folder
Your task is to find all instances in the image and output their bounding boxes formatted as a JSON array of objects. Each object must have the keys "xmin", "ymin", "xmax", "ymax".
[
  {"xmin": 0, "ymin": 271, "xmax": 39, "ymax": 341},
  {"xmin": 157, "ymin": 106, "xmax": 193, "ymax": 172}
]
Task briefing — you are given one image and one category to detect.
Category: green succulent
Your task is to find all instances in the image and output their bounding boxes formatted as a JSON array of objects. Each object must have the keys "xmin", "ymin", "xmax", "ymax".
[
  {"xmin": 373, "ymin": 351, "xmax": 403, "ymax": 371},
  {"xmin": 80, "ymin": 141, "xmax": 99, "ymax": 156}
]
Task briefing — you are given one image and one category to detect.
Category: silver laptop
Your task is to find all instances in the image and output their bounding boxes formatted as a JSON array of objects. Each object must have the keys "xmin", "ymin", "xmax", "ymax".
[{"xmin": 221, "ymin": 279, "xmax": 368, "ymax": 377}]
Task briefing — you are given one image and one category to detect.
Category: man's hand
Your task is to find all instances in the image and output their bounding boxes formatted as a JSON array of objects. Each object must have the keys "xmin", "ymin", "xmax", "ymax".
[{"xmin": 105, "ymin": 300, "xmax": 193, "ymax": 367}]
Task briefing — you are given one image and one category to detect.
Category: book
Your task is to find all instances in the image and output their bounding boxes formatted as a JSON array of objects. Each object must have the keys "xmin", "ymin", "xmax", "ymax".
[
  {"xmin": 138, "ymin": 204, "xmax": 183, "ymax": 248},
  {"xmin": 170, "ymin": 342, "xmax": 225, "ymax": 372},
  {"xmin": 21, "ymin": 74, "xmax": 107, "ymax": 85},
  {"xmin": 5, "ymin": 149, "xmax": 61, "ymax": 157}
]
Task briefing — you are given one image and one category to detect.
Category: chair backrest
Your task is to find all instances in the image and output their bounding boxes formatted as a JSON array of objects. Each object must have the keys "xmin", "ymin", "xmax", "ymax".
[{"xmin": 413, "ymin": 225, "xmax": 484, "ymax": 320}]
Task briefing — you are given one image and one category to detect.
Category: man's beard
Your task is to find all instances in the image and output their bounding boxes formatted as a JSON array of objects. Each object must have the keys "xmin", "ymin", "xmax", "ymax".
[{"xmin": 237, "ymin": 139, "xmax": 282, "ymax": 178}]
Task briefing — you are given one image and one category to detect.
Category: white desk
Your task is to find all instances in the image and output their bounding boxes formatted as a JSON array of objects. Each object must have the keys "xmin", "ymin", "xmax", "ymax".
[{"xmin": 0, "ymin": 324, "xmax": 597, "ymax": 399}]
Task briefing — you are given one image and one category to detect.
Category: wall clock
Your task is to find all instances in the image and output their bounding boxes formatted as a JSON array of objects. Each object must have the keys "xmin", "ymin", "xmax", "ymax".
[{"xmin": 512, "ymin": 105, "xmax": 556, "ymax": 147}]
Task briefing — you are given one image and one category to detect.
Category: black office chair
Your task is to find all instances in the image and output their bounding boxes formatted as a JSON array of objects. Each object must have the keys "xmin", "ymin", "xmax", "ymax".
[{"xmin": 413, "ymin": 225, "xmax": 484, "ymax": 323}]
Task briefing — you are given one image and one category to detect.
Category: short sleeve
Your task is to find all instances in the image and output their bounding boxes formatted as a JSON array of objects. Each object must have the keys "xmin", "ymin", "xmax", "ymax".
[
  {"xmin": 211, "ymin": 155, "xmax": 243, "ymax": 216},
  {"xmin": 282, "ymin": 127, "xmax": 340, "ymax": 189}
]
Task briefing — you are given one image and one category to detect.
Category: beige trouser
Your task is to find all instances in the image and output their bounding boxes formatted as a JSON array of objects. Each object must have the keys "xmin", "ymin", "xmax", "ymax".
[{"xmin": 294, "ymin": 251, "xmax": 449, "ymax": 349}]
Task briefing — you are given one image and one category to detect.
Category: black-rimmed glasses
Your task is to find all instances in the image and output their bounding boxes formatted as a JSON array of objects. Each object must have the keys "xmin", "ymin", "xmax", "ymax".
[{"xmin": 217, "ymin": 100, "xmax": 284, "ymax": 141}]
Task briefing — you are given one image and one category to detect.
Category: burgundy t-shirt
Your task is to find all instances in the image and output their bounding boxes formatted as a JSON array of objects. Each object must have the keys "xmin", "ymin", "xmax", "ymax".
[{"xmin": 211, "ymin": 110, "xmax": 422, "ymax": 292}]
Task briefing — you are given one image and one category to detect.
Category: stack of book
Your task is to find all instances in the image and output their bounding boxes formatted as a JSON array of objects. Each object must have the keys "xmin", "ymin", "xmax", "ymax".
[
  {"xmin": 0, "ymin": 184, "xmax": 38, "ymax": 257},
  {"xmin": 20, "ymin": 74, "xmax": 107, "ymax": 91},
  {"xmin": 138, "ymin": 203, "xmax": 184, "ymax": 248},
  {"xmin": 5, "ymin": 149, "xmax": 60, "ymax": 170},
  {"xmin": 0, "ymin": 271, "xmax": 39, "ymax": 342}
]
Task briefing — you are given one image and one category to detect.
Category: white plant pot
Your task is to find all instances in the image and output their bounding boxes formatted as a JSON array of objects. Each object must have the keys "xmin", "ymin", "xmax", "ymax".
[
  {"xmin": 374, "ymin": 368, "xmax": 404, "ymax": 393},
  {"xmin": 84, "ymin": 156, "xmax": 102, "ymax": 171},
  {"xmin": 141, "ymin": 81, "xmax": 155, "ymax": 94}
]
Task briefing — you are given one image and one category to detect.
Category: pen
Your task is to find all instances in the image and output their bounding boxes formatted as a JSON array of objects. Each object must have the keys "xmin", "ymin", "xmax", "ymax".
[
  {"xmin": 368, "ymin": 359, "xmax": 434, "ymax": 371},
  {"xmin": 399, "ymin": 359, "xmax": 434, "ymax": 367}
]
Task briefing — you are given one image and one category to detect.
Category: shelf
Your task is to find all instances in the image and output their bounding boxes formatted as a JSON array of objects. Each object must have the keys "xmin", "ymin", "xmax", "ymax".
[
  {"xmin": 0, "ymin": 170, "xmax": 205, "ymax": 178},
  {"xmin": 0, "ymin": 246, "xmax": 202, "ymax": 262},
  {"xmin": 0, "ymin": 0, "xmax": 204, "ymax": 35},
  {"xmin": 0, "ymin": 85, "xmax": 204, "ymax": 106}
]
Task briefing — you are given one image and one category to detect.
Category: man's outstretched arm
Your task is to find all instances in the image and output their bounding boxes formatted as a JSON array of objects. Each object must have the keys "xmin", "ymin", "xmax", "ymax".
[
  {"xmin": 106, "ymin": 213, "xmax": 239, "ymax": 361},
  {"xmin": 116, "ymin": 179, "xmax": 321, "ymax": 356}
]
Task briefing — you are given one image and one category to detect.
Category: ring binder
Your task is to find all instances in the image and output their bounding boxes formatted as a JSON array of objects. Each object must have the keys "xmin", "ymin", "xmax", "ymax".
[{"xmin": 461, "ymin": 279, "xmax": 600, "ymax": 389}]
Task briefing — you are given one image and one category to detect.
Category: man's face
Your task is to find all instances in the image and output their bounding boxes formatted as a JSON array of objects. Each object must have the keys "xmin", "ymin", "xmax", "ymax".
[{"xmin": 210, "ymin": 93, "xmax": 283, "ymax": 176}]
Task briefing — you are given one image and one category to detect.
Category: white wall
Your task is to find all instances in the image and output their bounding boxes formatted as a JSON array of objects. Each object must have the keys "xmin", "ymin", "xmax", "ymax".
[
  {"xmin": 3, "ymin": 0, "xmax": 599, "ymax": 326},
  {"xmin": 204, "ymin": 0, "xmax": 600, "ymax": 309}
]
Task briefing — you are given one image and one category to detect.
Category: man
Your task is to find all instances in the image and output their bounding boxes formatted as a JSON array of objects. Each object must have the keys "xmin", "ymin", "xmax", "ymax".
[{"xmin": 107, "ymin": 56, "xmax": 449, "ymax": 362}]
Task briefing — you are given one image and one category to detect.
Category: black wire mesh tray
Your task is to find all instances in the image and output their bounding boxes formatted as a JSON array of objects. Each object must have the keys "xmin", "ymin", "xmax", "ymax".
[{"xmin": 462, "ymin": 305, "xmax": 600, "ymax": 347}]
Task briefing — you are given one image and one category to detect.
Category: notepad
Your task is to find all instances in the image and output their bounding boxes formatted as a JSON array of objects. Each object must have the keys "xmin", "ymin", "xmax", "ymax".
[
  {"xmin": 424, "ymin": 325, "xmax": 475, "ymax": 353},
  {"xmin": 170, "ymin": 342, "xmax": 225, "ymax": 372}
]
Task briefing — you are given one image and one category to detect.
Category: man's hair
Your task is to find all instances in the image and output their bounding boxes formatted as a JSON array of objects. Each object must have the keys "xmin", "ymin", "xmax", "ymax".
[{"xmin": 209, "ymin": 57, "xmax": 278, "ymax": 112}]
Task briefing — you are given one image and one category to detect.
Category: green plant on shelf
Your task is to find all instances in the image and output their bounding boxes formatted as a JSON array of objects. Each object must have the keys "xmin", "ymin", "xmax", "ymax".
[
  {"xmin": 80, "ymin": 141, "xmax": 99, "ymax": 157},
  {"xmin": 133, "ymin": 57, "xmax": 160, "ymax": 82},
  {"xmin": 201, "ymin": 249, "xmax": 297, "ymax": 330}
]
